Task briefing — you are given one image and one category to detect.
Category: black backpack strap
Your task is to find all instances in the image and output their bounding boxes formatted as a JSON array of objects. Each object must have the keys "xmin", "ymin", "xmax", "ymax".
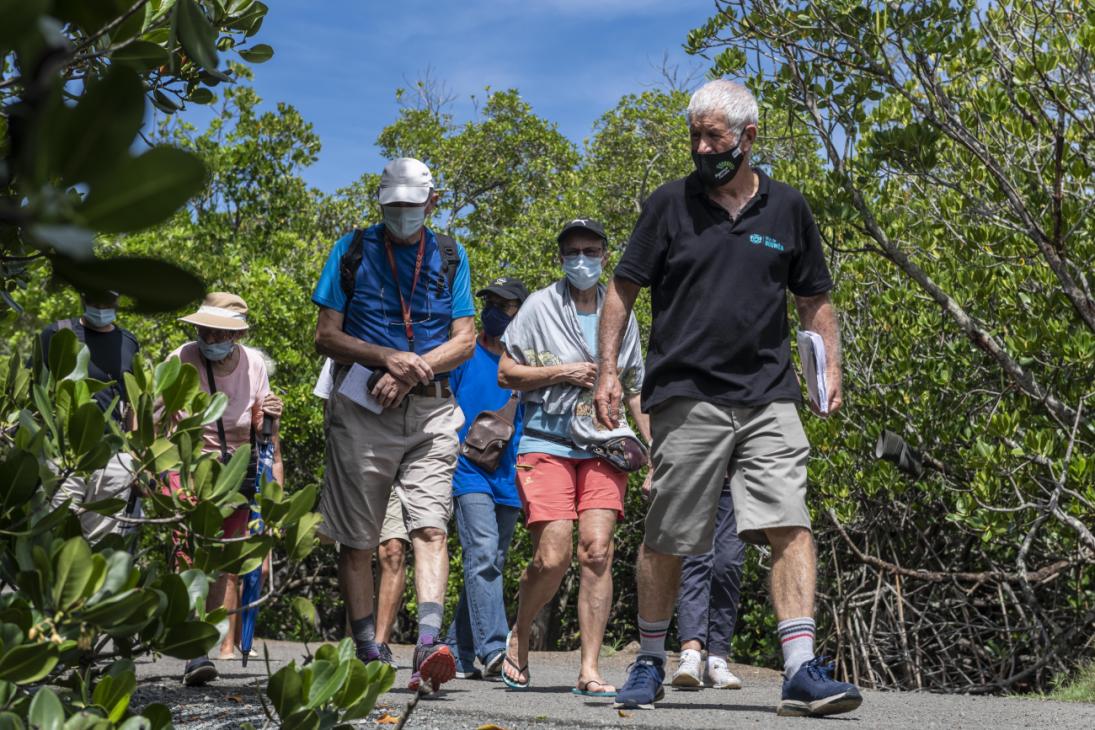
[
  {"xmin": 202, "ymin": 356, "xmax": 230, "ymax": 464},
  {"xmin": 435, "ymin": 233, "xmax": 460, "ymax": 289},
  {"xmin": 338, "ymin": 229, "xmax": 366, "ymax": 313}
]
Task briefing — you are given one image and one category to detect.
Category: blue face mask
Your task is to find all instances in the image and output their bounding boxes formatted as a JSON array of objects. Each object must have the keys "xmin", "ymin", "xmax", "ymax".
[
  {"xmin": 481, "ymin": 305, "xmax": 514, "ymax": 337},
  {"xmin": 198, "ymin": 338, "xmax": 236, "ymax": 362},
  {"xmin": 562, "ymin": 255, "xmax": 602, "ymax": 291},
  {"xmin": 83, "ymin": 306, "xmax": 116, "ymax": 328}
]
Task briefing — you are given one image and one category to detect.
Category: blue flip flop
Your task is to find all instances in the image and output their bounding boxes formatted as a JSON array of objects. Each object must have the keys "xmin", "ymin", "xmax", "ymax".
[
  {"xmin": 572, "ymin": 679, "xmax": 616, "ymax": 697},
  {"xmin": 501, "ymin": 630, "xmax": 530, "ymax": 690}
]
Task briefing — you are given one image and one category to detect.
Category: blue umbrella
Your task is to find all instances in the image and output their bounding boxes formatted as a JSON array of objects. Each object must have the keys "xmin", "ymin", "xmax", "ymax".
[{"xmin": 239, "ymin": 416, "xmax": 275, "ymax": 667}]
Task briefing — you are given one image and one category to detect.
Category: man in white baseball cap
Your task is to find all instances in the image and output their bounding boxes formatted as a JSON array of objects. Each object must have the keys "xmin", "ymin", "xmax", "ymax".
[{"xmin": 312, "ymin": 157, "xmax": 476, "ymax": 695}]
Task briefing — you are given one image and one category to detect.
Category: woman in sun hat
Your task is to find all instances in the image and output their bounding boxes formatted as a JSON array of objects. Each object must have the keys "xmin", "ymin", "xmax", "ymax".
[{"xmin": 167, "ymin": 292, "xmax": 284, "ymax": 686}]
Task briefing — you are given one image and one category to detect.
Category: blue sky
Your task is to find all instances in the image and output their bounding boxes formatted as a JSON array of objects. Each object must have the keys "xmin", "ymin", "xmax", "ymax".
[{"xmin": 215, "ymin": 0, "xmax": 716, "ymax": 193}]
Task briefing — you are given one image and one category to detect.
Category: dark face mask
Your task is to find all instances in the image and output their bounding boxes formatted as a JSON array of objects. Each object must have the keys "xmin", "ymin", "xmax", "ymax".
[
  {"xmin": 691, "ymin": 142, "xmax": 745, "ymax": 188},
  {"xmin": 481, "ymin": 305, "xmax": 513, "ymax": 337}
]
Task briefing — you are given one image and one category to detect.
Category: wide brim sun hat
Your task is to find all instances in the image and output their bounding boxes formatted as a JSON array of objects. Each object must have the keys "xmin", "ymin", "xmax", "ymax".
[{"xmin": 178, "ymin": 292, "xmax": 250, "ymax": 331}]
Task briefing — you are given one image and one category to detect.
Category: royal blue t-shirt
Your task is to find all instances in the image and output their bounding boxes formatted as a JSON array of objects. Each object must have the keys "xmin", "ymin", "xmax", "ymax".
[
  {"xmin": 312, "ymin": 225, "xmax": 475, "ymax": 359},
  {"xmin": 451, "ymin": 342, "xmax": 523, "ymax": 508}
]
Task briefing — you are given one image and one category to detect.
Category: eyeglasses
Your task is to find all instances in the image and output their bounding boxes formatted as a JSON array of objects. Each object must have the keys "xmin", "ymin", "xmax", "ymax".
[{"xmin": 562, "ymin": 248, "xmax": 604, "ymax": 258}]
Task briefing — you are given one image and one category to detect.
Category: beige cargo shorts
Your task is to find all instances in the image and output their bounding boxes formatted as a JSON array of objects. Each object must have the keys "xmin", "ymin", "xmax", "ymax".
[
  {"xmin": 644, "ymin": 398, "xmax": 811, "ymax": 553},
  {"xmin": 318, "ymin": 366, "xmax": 464, "ymax": 550}
]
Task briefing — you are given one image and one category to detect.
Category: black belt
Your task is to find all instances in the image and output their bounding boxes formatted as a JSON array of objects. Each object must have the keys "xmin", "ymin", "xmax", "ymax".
[{"xmin": 409, "ymin": 378, "xmax": 451, "ymax": 398}]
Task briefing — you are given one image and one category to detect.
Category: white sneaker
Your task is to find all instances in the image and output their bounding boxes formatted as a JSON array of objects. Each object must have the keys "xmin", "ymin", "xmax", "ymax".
[
  {"xmin": 671, "ymin": 649, "xmax": 704, "ymax": 689},
  {"xmin": 706, "ymin": 656, "xmax": 743, "ymax": 689}
]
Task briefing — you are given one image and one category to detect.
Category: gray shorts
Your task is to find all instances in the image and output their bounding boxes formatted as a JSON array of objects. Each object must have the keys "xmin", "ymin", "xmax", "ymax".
[
  {"xmin": 318, "ymin": 367, "xmax": 464, "ymax": 550},
  {"xmin": 644, "ymin": 398, "xmax": 811, "ymax": 553}
]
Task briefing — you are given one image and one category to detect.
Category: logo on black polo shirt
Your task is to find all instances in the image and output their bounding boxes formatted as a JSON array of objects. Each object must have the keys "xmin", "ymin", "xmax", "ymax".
[{"xmin": 749, "ymin": 233, "xmax": 785, "ymax": 252}]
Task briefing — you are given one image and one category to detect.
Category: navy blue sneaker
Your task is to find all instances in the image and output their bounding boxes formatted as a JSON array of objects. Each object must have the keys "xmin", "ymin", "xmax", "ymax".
[
  {"xmin": 778, "ymin": 657, "xmax": 863, "ymax": 717},
  {"xmin": 613, "ymin": 655, "xmax": 665, "ymax": 710}
]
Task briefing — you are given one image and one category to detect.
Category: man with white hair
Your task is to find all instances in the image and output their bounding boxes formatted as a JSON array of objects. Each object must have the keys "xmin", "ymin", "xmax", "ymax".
[
  {"xmin": 313, "ymin": 157, "xmax": 476, "ymax": 694},
  {"xmin": 596, "ymin": 79, "xmax": 862, "ymax": 717}
]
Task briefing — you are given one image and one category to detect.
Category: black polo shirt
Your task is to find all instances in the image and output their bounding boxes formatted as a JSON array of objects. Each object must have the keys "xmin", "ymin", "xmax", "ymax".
[
  {"xmin": 40, "ymin": 319, "xmax": 140, "ymax": 422},
  {"xmin": 614, "ymin": 168, "xmax": 832, "ymax": 411}
]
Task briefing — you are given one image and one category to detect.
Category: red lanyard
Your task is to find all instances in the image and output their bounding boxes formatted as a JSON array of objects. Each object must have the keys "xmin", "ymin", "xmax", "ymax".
[{"xmin": 383, "ymin": 229, "xmax": 427, "ymax": 349}]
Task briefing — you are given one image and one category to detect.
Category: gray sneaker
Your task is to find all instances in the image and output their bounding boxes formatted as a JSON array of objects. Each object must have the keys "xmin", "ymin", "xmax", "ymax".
[
  {"xmin": 183, "ymin": 657, "xmax": 218, "ymax": 687},
  {"xmin": 375, "ymin": 643, "xmax": 397, "ymax": 670}
]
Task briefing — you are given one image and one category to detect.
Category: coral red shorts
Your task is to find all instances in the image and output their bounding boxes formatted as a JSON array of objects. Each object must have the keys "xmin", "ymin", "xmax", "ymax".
[{"xmin": 515, "ymin": 453, "xmax": 627, "ymax": 525}]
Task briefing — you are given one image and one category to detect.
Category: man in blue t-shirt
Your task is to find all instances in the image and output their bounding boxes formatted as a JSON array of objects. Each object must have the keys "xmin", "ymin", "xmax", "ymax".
[
  {"xmin": 442, "ymin": 276, "xmax": 529, "ymax": 680},
  {"xmin": 313, "ymin": 158, "xmax": 476, "ymax": 695}
]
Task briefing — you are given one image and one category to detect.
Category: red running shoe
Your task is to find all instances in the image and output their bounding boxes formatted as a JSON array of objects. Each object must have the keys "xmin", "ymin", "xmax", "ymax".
[{"xmin": 407, "ymin": 638, "xmax": 455, "ymax": 694}]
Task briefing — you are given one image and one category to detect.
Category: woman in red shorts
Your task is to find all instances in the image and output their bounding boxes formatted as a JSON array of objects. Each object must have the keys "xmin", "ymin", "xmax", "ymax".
[{"xmin": 497, "ymin": 219, "xmax": 649, "ymax": 696}]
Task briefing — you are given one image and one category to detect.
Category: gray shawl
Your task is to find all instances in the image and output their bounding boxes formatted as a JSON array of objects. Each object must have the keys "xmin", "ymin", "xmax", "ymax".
[{"xmin": 502, "ymin": 279, "xmax": 644, "ymax": 444}]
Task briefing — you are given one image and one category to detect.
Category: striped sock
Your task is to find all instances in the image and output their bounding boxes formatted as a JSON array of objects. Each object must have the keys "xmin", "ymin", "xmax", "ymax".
[
  {"xmin": 637, "ymin": 616, "xmax": 670, "ymax": 662},
  {"xmin": 778, "ymin": 617, "xmax": 815, "ymax": 678},
  {"xmin": 417, "ymin": 601, "xmax": 443, "ymax": 645}
]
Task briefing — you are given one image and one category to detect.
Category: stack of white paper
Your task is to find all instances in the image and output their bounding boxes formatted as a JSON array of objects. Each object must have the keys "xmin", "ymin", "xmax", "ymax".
[
  {"xmin": 796, "ymin": 330, "xmax": 828, "ymax": 414},
  {"xmin": 335, "ymin": 362, "xmax": 384, "ymax": 414}
]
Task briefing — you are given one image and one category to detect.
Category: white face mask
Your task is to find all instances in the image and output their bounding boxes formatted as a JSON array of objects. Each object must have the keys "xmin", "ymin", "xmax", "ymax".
[{"xmin": 382, "ymin": 204, "xmax": 427, "ymax": 240}]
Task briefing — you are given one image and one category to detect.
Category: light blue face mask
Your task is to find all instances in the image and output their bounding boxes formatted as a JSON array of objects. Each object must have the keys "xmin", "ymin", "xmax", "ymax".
[
  {"xmin": 382, "ymin": 204, "xmax": 427, "ymax": 240},
  {"xmin": 198, "ymin": 338, "xmax": 236, "ymax": 362},
  {"xmin": 83, "ymin": 306, "xmax": 116, "ymax": 328},
  {"xmin": 562, "ymin": 255, "xmax": 602, "ymax": 291}
]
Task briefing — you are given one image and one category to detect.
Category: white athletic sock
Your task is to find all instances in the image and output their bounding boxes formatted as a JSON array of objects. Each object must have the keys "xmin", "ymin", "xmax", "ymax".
[
  {"xmin": 778, "ymin": 617, "xmax": 815, "ymax": 678},
  {"xmin": 637, "ymin": 616, "xmax": 670, "ymax": 662}
]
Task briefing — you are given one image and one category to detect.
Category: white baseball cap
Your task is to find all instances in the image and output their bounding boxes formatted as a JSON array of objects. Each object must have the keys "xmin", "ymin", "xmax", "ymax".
[{"xmin": 378, "ymin": 157, "xmax": 434, "ymax": 205}]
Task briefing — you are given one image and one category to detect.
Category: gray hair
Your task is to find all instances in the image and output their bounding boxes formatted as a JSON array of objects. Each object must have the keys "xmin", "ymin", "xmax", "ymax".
[{"xmin": 686, "ymin": 79, "xmax": 758, "ymax": 135}]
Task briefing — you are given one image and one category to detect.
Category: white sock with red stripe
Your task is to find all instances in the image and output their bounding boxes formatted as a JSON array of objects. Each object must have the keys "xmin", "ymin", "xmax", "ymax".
[
  {"xmin": 778, "ymin": 617, "xmax": 816, "ymax": 678},
  {"xmin": 637, "ymin": 616, "xmax": 670, "ymax": 663}
]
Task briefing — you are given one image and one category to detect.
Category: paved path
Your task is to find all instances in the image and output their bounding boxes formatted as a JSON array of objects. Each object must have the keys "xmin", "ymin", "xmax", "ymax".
[{"xmin": 134, "ymin": 641, "xmax": 1095, "ymax": 729}]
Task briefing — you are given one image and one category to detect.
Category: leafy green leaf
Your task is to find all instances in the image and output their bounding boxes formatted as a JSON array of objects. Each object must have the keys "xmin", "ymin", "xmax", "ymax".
[
  {"xmin": 304, "ymin": 659, "xmax": 349, "ymax": 709},
  {"xmin": 112, "ymin": 40, "xmax": 170, "ymax": 70},
  {"xmin": 212, "ymin": 444, "xmax": 250, "ymax": 500},
  {"xmin": 176, "ymin": 0, "xmax": 220, "ymax": 72},
  {"xmin": 91, "ymin": 669, "xmax": 136, "ymax": 723},
  {"xmin": 267, "ymin": 663, "xmax": 303, "ymax": 718},
  {"xmin": 141, "ymin": 704, "xmax": 173, "ymax": 730},
  {"xmin": 52, "ymin": 536, "xmax": 94, "ymax": 610},
  {"xmin": 290, "ymin": 596, "xmax": 317, "ymax": 631},
  {"xmin": 237, "ymin": 43, "xmax": 273, "ymax": 63},
  {"xmin": 67, "ymin": 402, "xmax": 106, "ymax": 457},
  {"xmin": 158, "ymin": 620, "xmax": 219, "ymax": 659},
  {"xmin": 0, "ymin": 449, "xmax": 40, "ymax": 515},
  {"xmin": 78, "ymin": 146, "xmax": 208, "ymax": 233},
  {"xmin": 28, "ymin": 685, "xmax": 63, "ymax": 730},
  {"xmin": 0, "ymin": 643, "xmax": 58, "ymax": 684},
  {"xmin": 56, "ymin": 64, "xmax": 146, "ymax": 187},
  {"xmin": 51, "ymin": 256, "xmax": 206, "ymax": 314},
  {"xmin": 47, "ymin": 328, "xmax": 79, "ymax": 380}
]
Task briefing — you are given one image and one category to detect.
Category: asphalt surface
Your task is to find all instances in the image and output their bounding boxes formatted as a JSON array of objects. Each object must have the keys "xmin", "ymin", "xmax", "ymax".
[{"xmin": 133, "ymin": 641, "xmax": 1095, "ymax": 729}]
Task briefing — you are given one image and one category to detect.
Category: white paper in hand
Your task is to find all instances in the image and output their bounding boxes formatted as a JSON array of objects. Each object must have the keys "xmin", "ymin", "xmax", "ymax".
[
  {"xmin": 796, "ymin": 330, "xmax": 828, "ymax": 414},
  {"xmin": 313, "ymin": 358, "xmax": 335, "ymax": 399},
  {"xmin": 336, "ymin": 363, "xmax": 384, "ymax": 414}
]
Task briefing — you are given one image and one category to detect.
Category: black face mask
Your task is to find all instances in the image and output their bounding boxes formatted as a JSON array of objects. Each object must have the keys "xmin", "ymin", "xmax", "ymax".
[{"xmin": 691, "ymin": 142, "xmax": 745, "ymax": 188}]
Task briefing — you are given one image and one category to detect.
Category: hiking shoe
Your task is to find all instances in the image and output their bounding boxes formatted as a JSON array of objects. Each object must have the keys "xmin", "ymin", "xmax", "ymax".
[
  {"xmin": 483, "ymin": 649, "xmax": 505, "ymax": 678},
  {"xmin": 614, "ymin": 655, "xmax": 665, "ymax": 710},
  {"xmin": 778, "ymin": 656, "xmax": 862, "ymax": 717},
  {"xmin": 183, "ymin": 657, "xmax": 218, "ymax": 687},
  {"xmin": 375, "ymin": 643, "xmax": 397, "ymax": 670},
  {"xmin": 706, "ymin": 656, "xmax": 742, "ymax": 689},
  {"xmin": 407, "ymin": 637, "xmax": 456, "ymax": 694},
  {"xmin": 670, "ymin": 649, "xmax": 704, "ymax": 689}
]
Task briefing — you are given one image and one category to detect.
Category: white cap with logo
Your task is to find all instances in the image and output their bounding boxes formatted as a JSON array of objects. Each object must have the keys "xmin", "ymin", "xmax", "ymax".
[{"xmin": 378, "ymin": 157, "xmax": 434, "ymax": 205}]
